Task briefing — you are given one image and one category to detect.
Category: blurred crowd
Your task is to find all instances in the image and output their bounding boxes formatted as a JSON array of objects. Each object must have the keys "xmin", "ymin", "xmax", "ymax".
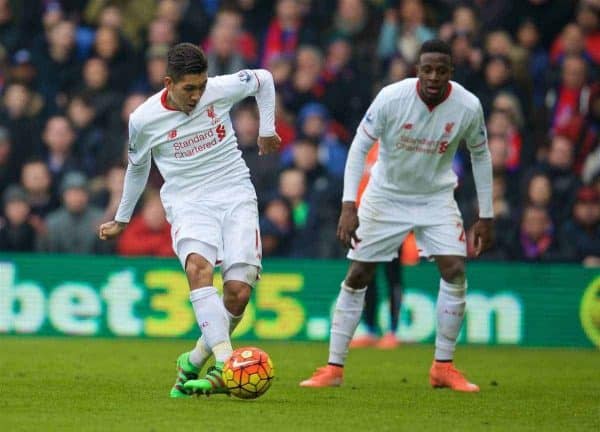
[{"xmin": 0, "ymin": 0, "xmax": 599, "ymax": 265}]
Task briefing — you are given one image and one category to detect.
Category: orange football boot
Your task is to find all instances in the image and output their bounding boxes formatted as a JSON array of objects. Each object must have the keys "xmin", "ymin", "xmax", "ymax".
[
  {"xmin": 349, "ymin": 334, "xmax": 378, "ymax": 348},
  {"xmin": 429, "ymin": 361, "xmax": 480, "ymax": 392},
  {"xmin": 299, "ymin": 365, "xmax": 344, "ymax": 387},
  {"xmin": 376, "ymin": 332, "xmax": 400, "ymax": 349}
]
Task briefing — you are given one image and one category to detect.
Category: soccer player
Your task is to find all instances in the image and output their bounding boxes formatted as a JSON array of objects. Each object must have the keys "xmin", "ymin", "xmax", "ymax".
[
  {"xmin": 98, "ymin": 43, "xmax": 280, "ymax": 397},
  {"xmin": 300, "ymin": 39, "xmax": 494, "ymax": 392}
]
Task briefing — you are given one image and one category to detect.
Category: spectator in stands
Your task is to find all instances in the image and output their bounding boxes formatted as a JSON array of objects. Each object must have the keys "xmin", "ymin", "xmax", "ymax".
[
  {"xmin": 20, "ymin": 159, "xmax": 58, "ymax": 223},
  {"xmin": 260, "ymin": 197, "xmax": 294, "ymax": 257},
  {"xmin": 547, "ymin": 54, "xmax": 590, "ymax": 135},
  {"xmin": 37, "ymin": 171, "xmax": 106, "ymax": 254},
  {"xmin": 561, "ymin": 185, "xmax": 600, "ymax": 266},
  {"xmin": 0, "ymin": 83, "xmax": 44, "ymax": 170},
  {"xmin": 377, "ymin": 0, "xmax": 435, "ymax": 65},
  {"xmin": 0, "ymin": 126, "xmax": 17, "ymax": 195},
  {"xmin": 31, "ymin": 19, "xmax": 81, "ymax": 112},
  {"xmin": 106, "ymin": 92, "xmax": 147, "ymax": 166},
  {"xmin": 0, "ymin": 0, "xmax": 21, "ymax": 54},
  {"xmin": 508, "ymin": 205, "xmax": 566, "ymax": 261},
  {"xmin": 67, "ymin": 93, "xmax": 105, "ymax": 177},
  {"xmin": 294, "ymin": 102, "xmax": 347, "ymax": 176},
  {"xmin": 516, "ymin": 18, "xmax": 550, "ymax": 111},
  {"xmin": 576, "ymin": 0, "xmax": 600, "ymax": 65},
  {"xmin": 91, "ymin": 164, "xmax": 125, "ymax": 222},
  {"xmin": 448, "ymin": 31, "xmax": 482, "ymax": 88},
  {"xmin": 41, "ymin": 115, "xmax": 80, "ymax": 192},
  {"xmin": 79, "ymin": 57, "xmax": 123, "ymax": 129},
  {"xmin": 0, "ymin": 185, "xmax": 36, "ymax": 252},
  {"xmin": 233, "ymin": 102, "xmax": 280, "ymax": 200},
  {"xmin": 533, "ymin": 135, "xmax": 581, "ymax": 224},
  {"xmin": 205, "ymin": 20, "xmax": 247, "ymax": 77},
  {"xmin": 281, "ymin": 45, "xmax": 325, "ymax": 113},
  {"xmin": 117, "ymin": 188, "xmax": 173, "ymax": 257},
  {"xmin": 262, "ymin": 0, "xmax": 317, "ymax": 67},
  {"xmin": 91, "ymin": 25, "xmax": 137, "ymax": 93},
  {"xmin": 131, "ymin": 44, "xmax": 168, "ymax": 94}
]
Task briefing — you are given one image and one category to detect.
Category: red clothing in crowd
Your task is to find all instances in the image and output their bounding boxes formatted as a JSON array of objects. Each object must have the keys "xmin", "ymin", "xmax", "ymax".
[{"xmin": 117, "ymin": 215, "xmax": 174, "ymax": 257}]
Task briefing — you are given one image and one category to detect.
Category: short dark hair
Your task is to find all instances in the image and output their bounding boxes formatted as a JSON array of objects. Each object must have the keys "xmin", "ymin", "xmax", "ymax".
[
  {"xmin": 418, "ymin": 39, "xmax": 452, "ymax": 61},
  {"xmin": 166, "ymin": 43, "xmax": 208, "ymax": 82}
]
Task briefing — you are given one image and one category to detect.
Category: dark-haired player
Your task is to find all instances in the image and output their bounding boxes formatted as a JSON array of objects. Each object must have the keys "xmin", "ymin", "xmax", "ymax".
[
  {"xmin": 98, "ymin": 43, "xmax": 280, "ymax": 397},
  {"xmin": 300, "ymin": 39, "xmax": 494, "ymax": 392}
]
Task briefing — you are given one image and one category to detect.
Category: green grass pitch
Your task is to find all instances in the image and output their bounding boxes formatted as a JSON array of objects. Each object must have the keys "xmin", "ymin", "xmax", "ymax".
[{"xmin": 0, "ymin": 337, "xmax": 598, "ymax": 431}]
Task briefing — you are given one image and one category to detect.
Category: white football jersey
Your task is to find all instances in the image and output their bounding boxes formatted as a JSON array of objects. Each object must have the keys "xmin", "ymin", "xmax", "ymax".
[
  {"xmin": 360, "ymin": 78, "xmax": 487, "ymax": 198},
  {"xmin": 127, "ymin": 70, "xmax": 267, "ymax": 205}
]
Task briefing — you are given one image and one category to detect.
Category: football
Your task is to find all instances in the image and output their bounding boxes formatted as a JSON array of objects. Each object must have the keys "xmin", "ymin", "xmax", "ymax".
[{"xmin": 222, "ymin": 347, "xmax": 274, "ymax": 399}]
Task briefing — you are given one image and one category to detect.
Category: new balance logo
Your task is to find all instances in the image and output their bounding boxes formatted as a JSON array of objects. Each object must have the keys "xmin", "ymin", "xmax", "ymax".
[
  {"xmin": 402, "ymin": 123, "xmax": 413, "ymax": 130},
  {"xmin": 168, "ymin": 129, "xmax": 177, "ymax": 139}
]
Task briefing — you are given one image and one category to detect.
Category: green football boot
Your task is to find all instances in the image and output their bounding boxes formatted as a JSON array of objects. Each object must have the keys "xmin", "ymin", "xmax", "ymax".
[
  {"xmin": 183, "ymin": 362, "xmax": 230, "ymax": 396},
  {"xmin": 169, "ymin": 352, "xmax": 199, "ymax": 398}
]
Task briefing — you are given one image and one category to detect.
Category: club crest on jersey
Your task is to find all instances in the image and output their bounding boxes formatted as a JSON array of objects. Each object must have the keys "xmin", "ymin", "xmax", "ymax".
[
  {"xmin": 444, "ymin": 122, "xmax": 455, "ymax": 135},
  {"xmin": 167, "ymin": 129, "xmax": 177, "ymax": 139},
  {"xmin": 207, "ymin": 104, "xmax": 218, "ymax": 124},
  {"xmin": 238, "ymin": 70, "xmax": 251, "ymax": 83}
]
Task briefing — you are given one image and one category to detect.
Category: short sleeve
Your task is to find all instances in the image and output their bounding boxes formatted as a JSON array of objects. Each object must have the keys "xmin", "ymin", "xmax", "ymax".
[
  {"xmin": 127, "ymin": 117, "xmax": 151, "ymax": 166},
  {"xmin": 465, "ymin": 102, "xmax": 487, "ymax": 151},
  {"xmin": 358, "ymin": 88, "xmax": 388, "ymax": 140},
  {"xmin": 209, "ymin": 70, "xmax": 261, "ymax": 105}
]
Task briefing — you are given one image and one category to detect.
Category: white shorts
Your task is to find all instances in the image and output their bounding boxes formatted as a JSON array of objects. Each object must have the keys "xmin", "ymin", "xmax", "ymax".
[
  {"xmin": 348, "ymin": 192, "xmax": 466, "ymax": 262},
  {"xmin": 165, "ymin": 184, "xmax": 262, "ymax": 273}
]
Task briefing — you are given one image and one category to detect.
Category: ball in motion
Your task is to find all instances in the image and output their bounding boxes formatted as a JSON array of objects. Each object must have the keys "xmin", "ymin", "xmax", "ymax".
[{"xmin": 223, "ymin": 347, "xmax": 274, "ymax": 399}]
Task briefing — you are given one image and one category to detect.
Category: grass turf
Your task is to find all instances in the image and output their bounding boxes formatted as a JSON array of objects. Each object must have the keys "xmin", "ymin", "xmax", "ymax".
[{"xmin": 0, "ymin": 337, "xmax": 598, "ymax": 432}]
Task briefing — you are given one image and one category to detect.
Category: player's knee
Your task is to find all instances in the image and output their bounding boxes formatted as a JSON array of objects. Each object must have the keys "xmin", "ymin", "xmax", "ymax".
[
  {"xmin": 185, "ymin": 254, "xmax": 213, "ymax": 286},
  {"xmin": 440, "ymin": 260, "xmax": 465, "ymax": 285},
  {"xmin": 223, "ymin": 282, "xmax": 251, "ymax": 315},
  {"xmin": 345, "ymin": 263, "xmax": 376, "ymax": 289}
]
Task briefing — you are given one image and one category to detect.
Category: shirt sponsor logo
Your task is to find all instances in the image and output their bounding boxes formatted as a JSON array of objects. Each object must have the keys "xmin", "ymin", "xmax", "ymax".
[{"xmin": 172, "ymin": 129, "xmax": 219, "ymax": 158}]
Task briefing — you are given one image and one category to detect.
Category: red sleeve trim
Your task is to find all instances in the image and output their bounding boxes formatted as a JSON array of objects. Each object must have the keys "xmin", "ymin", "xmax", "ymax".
[
  {"xmin": 361, "ymin": 125, "xmax": 377, "ymax": 141},
  {"xmin": 252, "ymin": 71, "xmax": 261, "ymax": 90}
]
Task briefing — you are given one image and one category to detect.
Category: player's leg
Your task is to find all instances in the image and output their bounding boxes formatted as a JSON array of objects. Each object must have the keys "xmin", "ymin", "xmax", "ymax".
[
  {"xmin": 416, "ymin": 200, "xmax": 478, "ymax": 392},
  {"xmin": 350, "ymin": 268, "xmax": 379, "ymax": 348},
  {"xmin": 376, "ymin": 256, "xmax": 402, "ymax": 349},
  {"xmin": 429, "ymin": 255, "xmax": 478, "ymax": 392},
  {"xmin": 300, "ymin": 260, "xmax": 376, "ymax": 387},
  {"xmin": 184, "ymin": 265, "xmax": 258, "ymax": 395},
  {"xmin": 171, "ymin": 250, "xmax": 233, "ymax": 397}
]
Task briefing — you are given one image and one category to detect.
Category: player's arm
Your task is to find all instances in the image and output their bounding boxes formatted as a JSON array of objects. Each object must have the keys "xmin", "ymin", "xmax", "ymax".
[
  {"xmin": 216, "ymin": 69, "xmax": 280, "ymax": 154},
  {"xmin": 250, "ymin": 69, "xmax": 281, "ymax": 155},
  {"xmin": 466, "ymin": 103, "xmax": 494, "ymax": 256},
  {"xmin": 338, "ymin": 92, "xmax": 384, "ymax": 249},
  {"xmin": 98, "ymin": 118, "xmax": 151, "ymax": 240}
]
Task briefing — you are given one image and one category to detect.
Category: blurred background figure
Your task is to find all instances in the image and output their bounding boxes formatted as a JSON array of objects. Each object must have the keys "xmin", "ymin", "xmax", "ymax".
[
  {"xmin": 0, "ymin": 185, "xmax": 36, "ymax": 251},
  {"xmin": 117, "ymin": 188, "xmax": 173, "ymax": 257}
]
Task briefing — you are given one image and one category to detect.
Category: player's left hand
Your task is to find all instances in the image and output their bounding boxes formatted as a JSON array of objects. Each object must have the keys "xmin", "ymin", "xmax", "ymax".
[
  {"xmin": 472, "ymin": 218, "xmax": 494, "ymax": 257},
  {"xmin": 258, "ymin": 133, "xmax": 281, "ymax": 155}
]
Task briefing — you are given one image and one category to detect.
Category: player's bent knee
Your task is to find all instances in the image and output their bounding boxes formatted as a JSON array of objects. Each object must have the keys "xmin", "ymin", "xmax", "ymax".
[
  {"xmin": 185, "ymin": 254, "xmax": 214, "ymax": 286},
  {"xmin": 345, "ymin": 262, "xmax": 376, "ymax": 289},
  {"xmin": 440, "ymin": 261, "xmax": 465, "ymax": 285},
  {"xmin": 223, "ymin": 263, "xmax": 259, "ymax": 287}
]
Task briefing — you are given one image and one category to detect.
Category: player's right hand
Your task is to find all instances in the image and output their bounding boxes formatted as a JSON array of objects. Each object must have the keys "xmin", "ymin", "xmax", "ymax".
[
  {"xmin": 98, "ymin": 220, "xmax": 127, "ymax": 240},
  {"xmin": 337, "ymin": 202, "xmax": 361, "ymax": 249}
]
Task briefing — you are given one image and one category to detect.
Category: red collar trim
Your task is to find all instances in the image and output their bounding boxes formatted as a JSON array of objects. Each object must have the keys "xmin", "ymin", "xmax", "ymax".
[
  {"xmin": 416, "ymin": 81, "xmax": 452, "ymax": 111},
  {"xmin": 161, "ymin": 89, "xmax": 179, "ymax": 111}
]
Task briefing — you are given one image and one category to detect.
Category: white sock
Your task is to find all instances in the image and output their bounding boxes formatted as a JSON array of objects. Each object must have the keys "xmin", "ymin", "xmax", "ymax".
[
  {"xmin": 328, "ymin": 282, "xmax": 367, "ymax": 366},
  {"xmin": 189, "ymin": 303, "xmax": 244, "ymax": 368},
  {"xmin": 189, "ymin": 287, "xmax": 232, "ymax": 363},
  {"xmin": 435, "ymin": 279, "xmax": 467, "ymax": 361}
]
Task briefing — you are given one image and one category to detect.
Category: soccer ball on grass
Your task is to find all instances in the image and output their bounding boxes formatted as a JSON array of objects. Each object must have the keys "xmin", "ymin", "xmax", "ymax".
[{"xmin": 222, "ymin": 347, "xmax": 274, "ymax": 399}]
